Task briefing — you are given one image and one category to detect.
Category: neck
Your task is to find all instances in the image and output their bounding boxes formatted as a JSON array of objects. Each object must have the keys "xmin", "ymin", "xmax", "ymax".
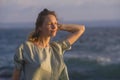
[{"xmin": 37, "ymin": 36, "xmax": 50, "ymax": 48}]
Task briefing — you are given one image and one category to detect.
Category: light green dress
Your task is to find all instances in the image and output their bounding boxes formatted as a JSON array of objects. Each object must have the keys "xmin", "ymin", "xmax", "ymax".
[{"xmin": 14, "ymin": 40, "xmax": 71, "ymax": 80}]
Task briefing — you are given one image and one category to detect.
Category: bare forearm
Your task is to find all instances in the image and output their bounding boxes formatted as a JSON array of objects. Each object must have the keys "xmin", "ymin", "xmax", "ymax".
[
  {"xmin": 59, "ymin": 24, "xmax": 85, "ymax": 33},
  {"xmin": 58, "ymin": 24, "xmax": 85, "ymax": 45},
  {"xmin": 12, "ymin": 69, "xmax": 21, "ymax": 80}
]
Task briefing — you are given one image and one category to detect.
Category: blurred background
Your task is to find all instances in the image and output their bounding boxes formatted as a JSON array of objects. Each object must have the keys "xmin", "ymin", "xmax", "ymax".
[{"xmin": 0, "ymin": 0, "xmax": 120, "ymax": 80}]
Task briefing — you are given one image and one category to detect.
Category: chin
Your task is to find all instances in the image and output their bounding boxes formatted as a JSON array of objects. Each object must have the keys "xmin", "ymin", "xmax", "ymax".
[
  {"xmin": 50, "ymin": 33, "xmax": 56, "ymax": 37},
  {"xmin": 51, "ymin": 35, "xmax": 56, "ymax": 37}
]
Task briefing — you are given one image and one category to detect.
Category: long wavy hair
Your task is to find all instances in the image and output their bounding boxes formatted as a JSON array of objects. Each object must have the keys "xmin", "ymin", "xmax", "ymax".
[{"xmin": 28, "ymin": 8, "xmax": 57, "ymax": 42}]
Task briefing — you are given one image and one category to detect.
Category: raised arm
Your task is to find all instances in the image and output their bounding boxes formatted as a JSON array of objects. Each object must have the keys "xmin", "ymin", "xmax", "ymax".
[{"xmin": 58, "ymin": 24, "xmax": 85, "ymax": 45}]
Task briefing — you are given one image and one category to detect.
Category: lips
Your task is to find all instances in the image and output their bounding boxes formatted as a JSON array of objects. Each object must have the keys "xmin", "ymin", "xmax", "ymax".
[
  {"xmin": 51, "ymin": 30, "xmax": 57, "ymax": 32},
  {"xmin": 51, "ymin": 31, "xmax": 56, "ymax": 33}
]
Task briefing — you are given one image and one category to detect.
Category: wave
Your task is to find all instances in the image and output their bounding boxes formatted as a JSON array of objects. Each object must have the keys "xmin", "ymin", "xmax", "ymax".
[
  {"xmin": 65, "ymin": 57, "xmax": 120, "ymax": 80},
  {"xmin": 0, "ymin": 55, "xmax": 120, "ymax": 80}
]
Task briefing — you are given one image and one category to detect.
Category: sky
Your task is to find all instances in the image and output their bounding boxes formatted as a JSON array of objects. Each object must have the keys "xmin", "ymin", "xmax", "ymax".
[{"xmin": 0, "ymin": 0, "xmax": 120, "ymax": 23}]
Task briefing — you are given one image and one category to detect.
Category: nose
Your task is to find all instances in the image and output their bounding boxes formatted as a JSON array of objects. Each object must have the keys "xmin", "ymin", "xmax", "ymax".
[{"xmin": 51, "ymin": 24, "xmax": 56, "ymax": 29}]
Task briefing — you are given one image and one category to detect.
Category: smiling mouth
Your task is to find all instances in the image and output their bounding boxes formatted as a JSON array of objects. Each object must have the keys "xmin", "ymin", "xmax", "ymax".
[
  {"xmin": 51, "ymin": 31, "xmax": 56, "ymax": 33},
  {"xmin": 51, "ymin": 30, "xmax": 57, "ymax": 32}
]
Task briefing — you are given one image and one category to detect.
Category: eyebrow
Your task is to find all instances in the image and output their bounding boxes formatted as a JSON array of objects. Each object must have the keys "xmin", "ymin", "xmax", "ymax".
[{"xmin": 47, "ymin": 21, "xmax": 58, "ymax": 24}]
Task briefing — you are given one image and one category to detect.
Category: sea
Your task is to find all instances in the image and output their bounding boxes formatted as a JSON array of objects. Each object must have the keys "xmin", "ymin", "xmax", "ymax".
[{"xmin": 0, "ymin": 23, "xmax": 120, "ymax": 80}]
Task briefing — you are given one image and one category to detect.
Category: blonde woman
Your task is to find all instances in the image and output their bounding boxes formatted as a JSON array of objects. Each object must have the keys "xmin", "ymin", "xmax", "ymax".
[{"xmin": 13, "ymin": 8, "xmax": 85, "ymax": 80}]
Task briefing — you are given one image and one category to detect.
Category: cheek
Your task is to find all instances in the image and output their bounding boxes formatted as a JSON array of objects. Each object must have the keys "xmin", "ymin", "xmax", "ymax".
[
  {"xmin": 55, "ymin": 25, "xmax": 58, "ymax": 29},
  {"xmin": 42, "ymin": 25, "xmax": 49, "ymax": 31}
]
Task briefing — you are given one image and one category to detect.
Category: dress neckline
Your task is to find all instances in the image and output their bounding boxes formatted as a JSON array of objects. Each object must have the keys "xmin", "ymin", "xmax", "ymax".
[{"xmin": 27, "ymin": 41, "xmax": 50, "ymax": 49}]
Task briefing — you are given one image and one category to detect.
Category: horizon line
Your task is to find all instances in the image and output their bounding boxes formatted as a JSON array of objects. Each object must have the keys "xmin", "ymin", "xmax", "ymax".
[{"xmin": 0, "ymin": 20, "xmax": 120, "ymax": 24}]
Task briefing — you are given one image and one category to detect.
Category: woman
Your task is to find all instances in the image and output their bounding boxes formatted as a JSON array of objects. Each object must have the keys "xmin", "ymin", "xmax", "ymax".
[{"xmin": 13, "ymin": 8, "xmax": 85, "ymax": 80}]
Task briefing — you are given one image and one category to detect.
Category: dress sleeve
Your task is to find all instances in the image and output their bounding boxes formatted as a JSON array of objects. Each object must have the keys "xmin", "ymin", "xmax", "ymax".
[
  {"xmin": 58, "ymin": 40, "xmax": 71, "ymax": 50},
  {"xmin": 14, "ymin": 44, "xmax": 24, "ymax": 70},
  {"xmin": 57, "ymin": 40, "xmax": 71, "ymax": 54}
]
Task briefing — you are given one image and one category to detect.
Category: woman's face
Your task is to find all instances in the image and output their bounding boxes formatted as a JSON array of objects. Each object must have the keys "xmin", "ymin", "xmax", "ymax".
[{"xmin": 40, "ymin": 15, "xmax": 58, "ymax": 37}]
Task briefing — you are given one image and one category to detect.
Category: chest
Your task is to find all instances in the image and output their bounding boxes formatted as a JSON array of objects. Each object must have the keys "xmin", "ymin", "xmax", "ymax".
[{"xmin": 23, "ymin": 44, "xmax": 65, "ymax": 76}]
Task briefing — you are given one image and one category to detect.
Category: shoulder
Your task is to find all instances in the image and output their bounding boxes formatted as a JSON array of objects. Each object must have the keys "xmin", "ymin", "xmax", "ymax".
[
  {"xmin": 17, "ymin": 40, "xmax": 34, "ymax": 50},
  {"xmin": 24, "ymin": 40, "xmax": 35, "ymax": 46},
  {"xmin": 50, "ymin": 41, "xmax": 60, "ymax": 50},
  {"xmin": 50, "ymin": 41, "xmax": 62, "ymax": 48},
  {"xmin": 50, "ymin": 40, "xmax": 71, "ymax": 50},
  {"xmin": 50, "ymin": 41, "xmax": 59, "ymax": 46}
]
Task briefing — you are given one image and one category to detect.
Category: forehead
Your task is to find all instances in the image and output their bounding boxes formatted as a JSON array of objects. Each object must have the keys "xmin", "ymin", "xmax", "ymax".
[{"xmin": 44, "ymin": 15, "xmax": 57, "ymax": 23}]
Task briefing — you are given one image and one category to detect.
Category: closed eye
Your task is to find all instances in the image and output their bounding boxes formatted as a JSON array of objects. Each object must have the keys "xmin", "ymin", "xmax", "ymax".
[
  {"xmin": 54, "ymin": 22, "xmax": 58, "ymax": 25},
  {"xmin": 47, "ymin": 22, "xmax": 58, "ymax": 25},
  {"xmin": 47, "ymin": 22, "xmax": 52, "ymax": 25}
]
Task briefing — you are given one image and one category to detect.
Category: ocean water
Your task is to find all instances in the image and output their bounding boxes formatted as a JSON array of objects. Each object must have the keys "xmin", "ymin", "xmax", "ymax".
[{"xmin": 0, "ymin": 26, "xmax": 120, "ymax": 80}]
